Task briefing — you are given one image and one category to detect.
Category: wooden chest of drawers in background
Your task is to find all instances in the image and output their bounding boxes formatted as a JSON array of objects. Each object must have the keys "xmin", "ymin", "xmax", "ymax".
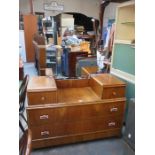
[{"xmin": 27, "ymin": 74, "xmax": 126, "ymax": 149}]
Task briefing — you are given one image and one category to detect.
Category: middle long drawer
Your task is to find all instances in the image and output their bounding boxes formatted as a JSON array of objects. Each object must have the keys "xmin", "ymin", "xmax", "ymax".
[
  {"xmin": 27, "ymin": 99, "xmax": 125, "ymax": 126},
  {"xmin": 30, "ymin": 115, "xmax": 123, "ymax": 140}
]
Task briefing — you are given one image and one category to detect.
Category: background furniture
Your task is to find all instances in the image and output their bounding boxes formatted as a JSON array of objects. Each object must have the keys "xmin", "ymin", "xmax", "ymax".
[
  {"xmin": 99, "ymin": 0, "xmax": 130, "ymax": 44},
  {"xmin": 81, "ymin": 66, "xmax": 98, "ymax": 77},
  {"xmin": 111, "ymin": 1, "xmax": 135, "ymax": 83},
  {"xmin": 24, "ymin": 15, "xmax": 37, "ymax": 62},
  {"xmin": 76, "ymin": 56, "xmax": 97, "ymax": 77},
  {"xmin": 33, "ymin": 34, "xmax": 62, "ymax": 76},
  {"xmin": 55, "ymin": 13, "xmax": 74, "ymax": 37},
  {"xmin": 61, "ymin": 48, "xmax": 88, "ymax": 77},
  {"xmin": 26, "ymin": 74, "xmax": 126, "ymax": 149},
  {"xmin": 19, "ymin": 56, "xmax": 24, "ymax": 80},
  {"xmin": 33, "ymin": 41, "xmax": 47, "ymax": 75}
]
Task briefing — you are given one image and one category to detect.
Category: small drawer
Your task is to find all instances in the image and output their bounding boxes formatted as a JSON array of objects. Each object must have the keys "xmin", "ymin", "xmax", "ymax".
[
  {"xmin": 27, "ymin": 91, "xmax": 57, "ymax": 105},
  {"xmin": 102, "ymin": 86, "xmax": 125, "ymax": 99}
]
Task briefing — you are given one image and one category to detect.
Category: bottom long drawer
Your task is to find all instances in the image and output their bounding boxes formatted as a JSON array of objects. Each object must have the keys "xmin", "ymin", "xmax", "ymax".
[
  {"xmin": 30, "ymin": 116, "xmax": 123, "ymax": 140},
  {"xmin": 32, "ymin": 128, "xmax": 121, "ymax": 149}
]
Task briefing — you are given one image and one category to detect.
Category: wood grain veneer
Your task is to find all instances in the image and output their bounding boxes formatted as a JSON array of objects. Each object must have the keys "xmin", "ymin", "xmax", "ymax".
[
  {"xmin": 26, "ymin": 73, "xmax": 126, "ymax": 149},
  {"xmin": 57, "ymin": 87, "xmax": 100, "ymax": 103},
  {"xmin": 30, "ymin": 116, "xmax": 123, "ymax": 140},
  {"xmin": 56, "ymin": 79, "xmax": 89, "ymax": 88},
  {"xmin": 27, "ymin": 99, "xmax": 125, "ymax": 126},
  {"xmin": 89, "ymin": 74, "xmax": 126, "ymax": 99},
  {"xmin": 32, "ymin": 129, "xmax": 121, "ymax": 149},
  {"xmin": 27, "ymin": 76, "xmax": 57, "ymax": 92}
]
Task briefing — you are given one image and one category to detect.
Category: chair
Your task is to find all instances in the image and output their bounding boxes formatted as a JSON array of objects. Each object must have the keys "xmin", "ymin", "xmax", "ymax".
[
  {"xmin": 19, "ymin": 124, "xmax": 32, "ymax": 155},
  {"xmin": 19, "ymin": 75, "xmax": 29, "ymax": 133}
]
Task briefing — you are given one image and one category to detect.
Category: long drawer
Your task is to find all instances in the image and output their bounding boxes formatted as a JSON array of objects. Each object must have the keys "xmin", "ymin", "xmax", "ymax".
[
  {"xmin": 27, "ymin": 99, "xmax": 125, "ymax": 126},
  {"xmin": 27, "ymin": 91, "xmax": 57, "ymax": 105},
  {"xmin": 30, "ymin": 116, "xmax": 123, "ymax": 140},
  {"xmin": 32, "ymin": 128, "xmax": 121, "ymax": 149}
]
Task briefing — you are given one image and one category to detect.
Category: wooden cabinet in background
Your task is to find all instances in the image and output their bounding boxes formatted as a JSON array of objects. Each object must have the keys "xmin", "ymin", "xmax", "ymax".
[{"xmin": 23, "ymin": 15, "xmax": 37, "ymax": 62}]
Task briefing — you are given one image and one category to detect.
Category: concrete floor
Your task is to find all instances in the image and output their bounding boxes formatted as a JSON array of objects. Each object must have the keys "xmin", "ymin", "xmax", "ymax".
[
  {"xmin": 23, "ymin": 63, "xmax": 135, "ymax": 155},
  {"xmin": 31, "ymin": 138, "xmax": 134, "ymax": 155}
]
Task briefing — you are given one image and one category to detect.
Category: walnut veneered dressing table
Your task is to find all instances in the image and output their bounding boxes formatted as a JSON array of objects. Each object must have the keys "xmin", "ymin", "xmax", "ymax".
[{"xmin": 26, "ymin": 74, "xmax": 126, "ymax": 149}]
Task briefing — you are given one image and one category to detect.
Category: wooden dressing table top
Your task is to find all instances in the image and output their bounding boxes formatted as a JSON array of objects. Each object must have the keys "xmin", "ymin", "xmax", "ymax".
[
  {"xmin": 57, "ymin": 87, "xmax": 100, "ymax": 104},
  {"xmin": 27, "ymin": 76, "xmax": 57, "ymax": 92},
  {"xmin": 91, "ymin": 74, "xmax": 126, "ymax": 87}
]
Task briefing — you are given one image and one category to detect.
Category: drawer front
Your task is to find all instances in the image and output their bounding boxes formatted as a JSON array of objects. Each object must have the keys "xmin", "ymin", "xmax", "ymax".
[
  {"xmin": 102, "ymin": 87, "xmax": 125, "ymax": 99},
  {"xmin": 27, "ymin": 100, "xmax": 125, "ymax": 126},
  {"xmin": 27, "ymin": 108, "xmax": 53, "ymax": 126},
  {"xmin": 31, "ymin": 125, "xmax": 53, "ymax": 140},
  {"xmin": 27, "ymin": 91, "xmax": 57, "ymax": 105},
  {"xmin": 32, "ymin": 129, "xmax": 121, "ymax": 149},
  {"xmin": 31, "ymin": 116, "xmax": 123, "ymax": 140}
]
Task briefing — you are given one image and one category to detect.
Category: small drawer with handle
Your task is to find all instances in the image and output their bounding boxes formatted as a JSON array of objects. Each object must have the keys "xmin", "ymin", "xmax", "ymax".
[
  {"xmin": 27, "ymin": 91, "xmax": 57, "ymax": 105},
  {"xmin": 102, "ymin": 86, "xmax": 125, "ymax": 99}
]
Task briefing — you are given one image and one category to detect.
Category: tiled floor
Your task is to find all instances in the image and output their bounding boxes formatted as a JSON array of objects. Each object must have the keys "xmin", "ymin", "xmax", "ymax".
[{"xmin": 22, "ymin": 63, "xmax": 135, "ymax": 155}]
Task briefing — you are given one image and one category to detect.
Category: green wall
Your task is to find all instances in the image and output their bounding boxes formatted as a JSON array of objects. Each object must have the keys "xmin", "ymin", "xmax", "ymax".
[
  {"xmin": 112, "ymin": 43, "xmax": 135, "ymax": 75},
  {"xmin": 112, "ymin": 74, "xmax": 135, "ymax": 121}
]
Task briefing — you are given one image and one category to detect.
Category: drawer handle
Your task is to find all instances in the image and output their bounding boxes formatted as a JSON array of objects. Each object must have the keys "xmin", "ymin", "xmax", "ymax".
[
  {"xmin": 108, "ymin": 122, "xmax": 116, "ymax": 127},
  {"xmin": 40, "ymin": 115, "xmax": 49, "ymax": 120},
  {"xmin": 112, "ymin": 92, "xmax": 117, "ymax": 96},
  {"xmin": 110, "ymin": 107, "xmax": 118, "ymax": 112},
  {"xmin": 41, "ymin": 96, "xmax": 45, "ymax": 101},
  {"xmin": 41, "ymin": 131, "xmax": 49, "ymax": 136}
]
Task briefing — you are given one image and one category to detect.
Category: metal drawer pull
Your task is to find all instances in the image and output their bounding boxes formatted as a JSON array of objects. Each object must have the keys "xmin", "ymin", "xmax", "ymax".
[
  {"xmin": 110, "ymin": 107, "xmax": 118, "ymax": 112},
  {"xmin": 108, "ymin": 122, "xmax": 116, "ymax": 126},
  {"xmin": 41, "ymin": 131, "xmax": 49, "ymax": 136},
  {"xmin": 40, "ymin": 115, "xmax": 49, "ymax": 120},
  {"xmin": 112, "ymin": 92, "xmax": 117, "ymax": 96},
  {"xmin": 41, "ymin": 96, "xmax": 45, "ymax": 101}
]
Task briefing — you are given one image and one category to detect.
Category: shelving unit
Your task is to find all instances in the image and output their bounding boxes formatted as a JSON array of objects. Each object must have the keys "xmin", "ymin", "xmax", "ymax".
[
  {"xmin": 46, "ymin": 46, "xmax": 57, "ymax": 74},
  {"xmin": 115, "ymin": 2, "xmax": 135, "ymax": 43},
  {"xmin": 111, "ymin": 1, "xmax": 135, "ymax": 84}
]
